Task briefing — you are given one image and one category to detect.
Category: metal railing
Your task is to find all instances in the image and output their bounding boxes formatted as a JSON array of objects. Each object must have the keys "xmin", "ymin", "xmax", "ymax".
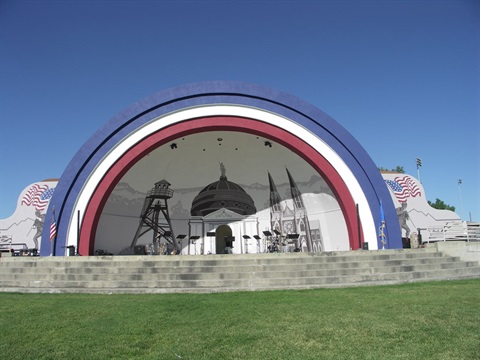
[{"xmin": 424, "ymin": 221, "xmax": 480, "ymax": 243}]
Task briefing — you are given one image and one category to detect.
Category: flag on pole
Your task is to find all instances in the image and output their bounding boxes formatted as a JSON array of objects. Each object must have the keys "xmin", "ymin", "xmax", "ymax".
[
  {"xmin": 50, "ymin": 208, "xmax": 57, "ymax": 242},
  {"xmin": 378, "ymin": 200, "xmax": 387, "ymax": 249}
]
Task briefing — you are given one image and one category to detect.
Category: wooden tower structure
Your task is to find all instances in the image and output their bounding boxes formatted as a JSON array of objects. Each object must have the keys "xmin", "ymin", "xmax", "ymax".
[{"xmin": 131, "ymin": 180, "xmax": 178, "ymax": 253}]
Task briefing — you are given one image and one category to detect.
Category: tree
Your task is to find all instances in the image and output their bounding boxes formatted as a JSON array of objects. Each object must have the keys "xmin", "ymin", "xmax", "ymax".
[
  {"xmin": 428, "ymin": 198, "xmax": 455, "ymax": 212},
  {"xmin": 378, "ymin": 166, "xmax": 405, "ymax": 173}
]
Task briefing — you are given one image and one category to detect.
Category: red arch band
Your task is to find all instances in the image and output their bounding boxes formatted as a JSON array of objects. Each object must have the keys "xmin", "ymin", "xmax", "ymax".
[{"xmin": 79, "ymin": 116, "xmax": 362, "ymax": 254}]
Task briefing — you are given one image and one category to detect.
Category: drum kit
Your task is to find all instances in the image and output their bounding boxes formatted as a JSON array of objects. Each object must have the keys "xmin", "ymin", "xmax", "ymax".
[
  {"xmin": 267, "ymin": 239, "xmax": 280, "ymax": 253},
  {"xmin": 265, "ymin": 234, "xmax": 301, "ymax": 253}
]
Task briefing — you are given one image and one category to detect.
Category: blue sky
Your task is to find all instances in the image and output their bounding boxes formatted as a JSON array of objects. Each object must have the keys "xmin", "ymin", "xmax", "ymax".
[{"xmin": 0, "ymin": 0, "xmax": 478, "ymax": 221}]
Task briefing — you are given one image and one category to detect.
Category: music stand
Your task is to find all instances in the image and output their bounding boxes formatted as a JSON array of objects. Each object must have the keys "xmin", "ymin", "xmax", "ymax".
[
  {"xmin": 273, "ymin": 230, "xmax": 282, "ymax": 250},
  {"xmin": 190, "ymin": 235, "xmax": 200, "ymax": 255},
  {"xmin": 287, "ymin": 233, "xmax": 300, "ymax": 252},
  {"xmin": 242, "ymin": 235, "xmax": 251, "ymax": 254},
  {"xmin": 263, "ymin": 231, "xmax": 273, "ymax": 253},
  {"xmin": 253, "ymin": 235, "xmax": 261, "ymax": 253}
]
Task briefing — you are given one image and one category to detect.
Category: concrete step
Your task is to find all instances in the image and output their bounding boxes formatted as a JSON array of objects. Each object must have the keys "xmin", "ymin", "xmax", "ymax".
[
  {"xmin": 1, "ymin": 258, "xmax": 477, "ymax": 281},
  {"xmin": 0, "ymin": 252, "xmax": 454, "ymax": 271},
  {"xmin": 0, "ymin": 250, "xmax": 448, "ymax": 268},
  {"xmin": 0, "ymin": 256, "xmax": 471, "ymax": 276},
  {"xmin": 0, "ymin": 250, "xmax": 478, "ymax": 293},
  {"xmin": 1, "ymin": 266, "xmax": 479, "ymax": 290}
]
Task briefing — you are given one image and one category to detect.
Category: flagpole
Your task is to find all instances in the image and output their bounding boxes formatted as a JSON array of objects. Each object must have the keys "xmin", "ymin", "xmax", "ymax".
[
  {"xmin": 77, "ymin": 210, "xmax": 80, "ymax": 256},
  {"xmin": 379, "ymin": 200, "xmax": 387, "ymax": 250},
  {"xmin": 356, "ymin": 204, "xmax": 362, "ymax": 250},
  {"xmin": 458, "ymin": 179, "xmax": 464, "ymax": 220},
  {"xmin": 50, "ymin": 207, "xmax": 57, "ymax": 256}
]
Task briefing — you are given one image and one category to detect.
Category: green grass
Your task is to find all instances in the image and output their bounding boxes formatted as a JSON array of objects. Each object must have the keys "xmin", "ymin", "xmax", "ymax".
[{"xmin": 1, "ymin": 279, "xmax": 479, "ymax": 359}]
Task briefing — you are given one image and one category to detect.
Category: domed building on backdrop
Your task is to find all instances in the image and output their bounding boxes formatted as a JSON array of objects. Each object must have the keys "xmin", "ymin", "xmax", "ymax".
[
  {"xmin": 190, "ymin": 163, "xmax": 257, "ymax": 217},
  {"xmin": 188, "ymin": 163, "xmax": 258, "ymax": 255}
]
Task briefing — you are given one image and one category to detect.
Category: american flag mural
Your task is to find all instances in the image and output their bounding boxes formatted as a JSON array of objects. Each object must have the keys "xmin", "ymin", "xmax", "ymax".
[
  {"xmin": 385, "ymin": 176, "xmax": 421, "ymax": 202},
  {"xmin": 21, "ymin": 184, "xmax": 55, "ymax": 212}
]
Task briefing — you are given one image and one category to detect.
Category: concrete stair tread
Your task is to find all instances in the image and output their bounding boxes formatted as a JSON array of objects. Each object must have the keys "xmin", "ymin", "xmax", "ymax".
[{"xmin": 1, "ymin": 250, "xmax": 478, "ymax": 293}]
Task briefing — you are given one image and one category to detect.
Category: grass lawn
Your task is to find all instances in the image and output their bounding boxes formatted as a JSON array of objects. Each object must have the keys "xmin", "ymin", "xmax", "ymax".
[{"xmin": 1, "ymin": 279, "xmax": 479, "ymax": 359}]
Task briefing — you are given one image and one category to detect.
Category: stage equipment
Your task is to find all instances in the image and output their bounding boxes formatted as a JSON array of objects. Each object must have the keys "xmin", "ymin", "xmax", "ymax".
[
  {"xmin": 287, "ymin": 233, "xmax": 300, "ymax": 252},
  {"xmin": 176, "ymin": 234, "xmax": 186, "ymax": 254},
  {"xmin": 134, "ymin": 245, "xmax": 146, "ymax": 255},
  {"xmin": 224, "ymin": 236, "xmax": 235, "ymax": 253},
  {"xmin": 253, "ymin": 235, "xmax": 261, "ymax": 253}
]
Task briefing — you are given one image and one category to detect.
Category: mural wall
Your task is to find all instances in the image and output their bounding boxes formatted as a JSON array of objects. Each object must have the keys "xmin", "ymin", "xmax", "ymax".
[
  {"xmin": 0, "ymin": 172, "xmax": 461, "ymax": 255},
  {"xmin": 0, "ymin": 180, "xmax": 57, "ymax": 253},
  {"xmin": 383, "ymin": 172, "xmax": 460, "ymax": 245}
]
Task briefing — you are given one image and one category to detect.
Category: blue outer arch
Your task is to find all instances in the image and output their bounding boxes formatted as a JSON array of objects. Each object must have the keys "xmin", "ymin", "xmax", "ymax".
[{"xmin": 41, "ymin": 81, "xmax": 401, "ymax": 255}]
